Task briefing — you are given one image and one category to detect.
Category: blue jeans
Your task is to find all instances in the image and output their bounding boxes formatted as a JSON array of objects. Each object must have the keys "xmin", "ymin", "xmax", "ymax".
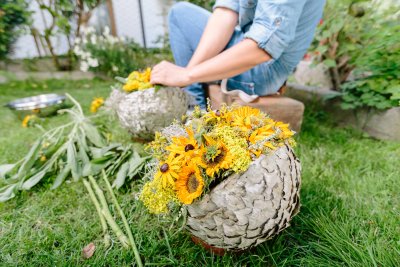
[{"xmin": 168, "ymin": 2, "xmax": 288, "ymax": 108}]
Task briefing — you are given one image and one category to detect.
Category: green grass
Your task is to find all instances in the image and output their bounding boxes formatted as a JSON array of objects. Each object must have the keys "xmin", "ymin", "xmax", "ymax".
[{"xmin": 0, "ymin": 79, "xmax": 399, "ymax": 266}]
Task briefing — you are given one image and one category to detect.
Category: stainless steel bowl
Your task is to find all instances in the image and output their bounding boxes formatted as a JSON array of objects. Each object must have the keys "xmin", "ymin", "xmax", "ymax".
[{"xmin": 6, "ymin": 93, "xmax": 67, "ymax": 118}]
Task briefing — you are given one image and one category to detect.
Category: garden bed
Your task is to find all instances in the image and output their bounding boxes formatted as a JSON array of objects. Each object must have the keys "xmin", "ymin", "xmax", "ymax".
[{"xmin": 286, "ymin": 83, "xmax": 400, "ymax": 141}]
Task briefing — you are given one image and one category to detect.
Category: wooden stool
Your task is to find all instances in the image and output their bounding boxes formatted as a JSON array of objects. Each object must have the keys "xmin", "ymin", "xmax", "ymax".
[{"xmin": 207, "ymin": 84, "xmax": 305, "ymax": 132}]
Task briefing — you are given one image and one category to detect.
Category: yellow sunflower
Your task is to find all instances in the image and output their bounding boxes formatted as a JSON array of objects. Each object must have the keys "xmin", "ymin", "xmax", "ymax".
[
  {"xmin": 166, "ymin": 127, "xmax": 199, "ymax": 162},
  {"xmin": 249, "ymin": 125, "xmax": 276, "ymax": 144},
  {"xmin": 198, "ymin": 135, "xmax": 233, "ymax": 177},
  {"xmin": 203, "ymin": 106, "xmax": 231, "ymax": 125},
  {"xmin": 231, "ymin": 106, "xmax": 263, "ymax": 133},
  {"xmin": 175, "ymin": 164, "xmax": 204, "ymax": 204},
  {"xmin": 154, "ymin": 156, "xmax": 180, "ymax": 189},
  {"xmin": 275, "ymin": 121, "xmax": 295, "ymax": 139},
  {"xmin": 90, "ymin": 97, "xmax": 104, "ymax": 113},
  {"xmin": 123, "ymin": 68, "xmax": 152, "ymax": 92}
]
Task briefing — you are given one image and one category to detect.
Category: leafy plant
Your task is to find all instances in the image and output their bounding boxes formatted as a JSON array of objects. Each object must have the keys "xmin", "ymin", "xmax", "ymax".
[
  {"xmin": 311, "ymin": 0, "xmax": 400, "ymax": 109},
  {"xmin": 341, "ymin": 20, "xmax": 400, "ymax": 109},
  {"xmin": 75, "ymin": 26, "xmax": 172, "ymax": 77},
  {"xmin": 0, "ymin": 94, "xmax": 150, "ymax": 202},
  {"xmin": 0, "ymin": 0, "xmax": 31, "ymax": 60},
  {"xmin": 310, "ymin": 0, "xmax": 371, "ymax": 90},
  {"xmin": 32, "ymin": 0, "xmax": 104, "ymax": 70}
]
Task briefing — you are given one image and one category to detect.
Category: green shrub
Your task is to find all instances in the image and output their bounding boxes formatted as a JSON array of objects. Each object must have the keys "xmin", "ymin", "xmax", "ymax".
[
  {"xmin": 340, "ymin": 21, "xmax": 400, "ymax": 110},
  {"xmin": 74, "ymin": 27, "xmax": 172, "ymax": 78},
  {"xmin": 0, "ymin": 0, "xmax": 30, "ymax": 60},
  {"xmin": 310, "ymin": 0, "xmax": 400, "ymax": 110}
]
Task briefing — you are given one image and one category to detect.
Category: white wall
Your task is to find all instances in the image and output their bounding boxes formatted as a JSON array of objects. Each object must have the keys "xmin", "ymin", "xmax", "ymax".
[{"xmin": 11, "ymin": 0, "xmax": 174, "ymax": 59}]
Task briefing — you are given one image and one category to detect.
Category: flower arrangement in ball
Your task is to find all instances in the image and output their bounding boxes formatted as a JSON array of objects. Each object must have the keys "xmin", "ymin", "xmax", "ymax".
[
  {"xmin": 105, "ymin": 68, "xmax": 188, "ymax": 140},
  {"xmin": 140, "ymin": 105, "xmax": 296, "ymax": 214}
]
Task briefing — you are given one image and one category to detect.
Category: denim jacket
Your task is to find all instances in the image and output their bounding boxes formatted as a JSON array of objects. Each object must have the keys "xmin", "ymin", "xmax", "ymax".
[{"xmin": 214, "ymin": 0, "xmax": 326, "ymax": 96}]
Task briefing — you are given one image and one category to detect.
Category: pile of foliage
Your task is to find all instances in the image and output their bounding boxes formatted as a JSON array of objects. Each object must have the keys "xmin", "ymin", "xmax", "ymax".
[
  {"xmin": 310, "ymin": 0, "xmax": 400, "ymax": 110},
  {"xmin": 0, "ymin": 95, "xmax": 150, "ymax": 202},
  {"xmin": 140, "ymin": 105, "xmax": 295, "ymax": 214},
  {"xmin": 0, "ymin": 0, "xmax": 30, "ymax": 60}
]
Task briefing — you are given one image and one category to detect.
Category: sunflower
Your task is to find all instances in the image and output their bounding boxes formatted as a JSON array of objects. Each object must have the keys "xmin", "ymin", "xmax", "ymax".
[
  {"xmin": 154, "ymin": 155, "xmax": 180, "ymax": 189},
  {"xmin": 249, "ymin": 125, "xmax": 276, "ymax": 144},
  {"xmin": 166, "ymin": 127, "xmax": 199, "ymax": 162},
  {"xmin": 175, "ymin": 164, "xmax": 204, "ymax": 204},
  {"xmin": 203, "ymin": 106, "xmax": 231, "ymax": 125},
  {"xmin": 198, "ymin": 135, "xmax": 233, "ymax": 177},
  {"xmin": 90, "ymin": 97, "xmax": 104, "ymax": 113},
  {"xmin": 21, "ymin": 114, "xmax": 38, "ymax": 128},
  {"xmin": 231, "ymin": 106, "xmax": 263, "ymax": 133},
  {"xmin": 275, "ymin": 121, "xmax": 295, "ymax": 139},
  {"xmin": 123, "ymin": 68, "xmax": 152, "ymax": 92}
]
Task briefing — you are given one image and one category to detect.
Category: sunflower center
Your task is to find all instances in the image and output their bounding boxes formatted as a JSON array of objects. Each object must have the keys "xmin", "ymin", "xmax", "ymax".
[
  {"xmin": 184, "ymin": 144, "xmax": 195, "ymax": 152},
  {"xmin": 186, "ymin": 173, "xmax": 199, "ymax": 193},
  {"xmin": 160, "ymin": 163, "xmax": 169, "ymax": 173},
  {"xmin": 204, "ymin": 145, "xmax": 226, "ymax": 165}
]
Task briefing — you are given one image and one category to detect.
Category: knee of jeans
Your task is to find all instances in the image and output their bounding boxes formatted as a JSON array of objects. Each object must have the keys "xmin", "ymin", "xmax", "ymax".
[{"xmin": 168, "ymin": 2, "xmax": 196, "ymax": 25}]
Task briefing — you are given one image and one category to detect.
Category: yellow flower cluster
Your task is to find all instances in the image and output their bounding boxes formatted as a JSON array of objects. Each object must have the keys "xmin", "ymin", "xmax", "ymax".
[
  {"xmin": 140, "ymin": 105, "xmax": 296, "ymax": 214},
  {"xmin": 123, "ymin": 68, "xmax": 152, "ymax": 92},
  {"xmin": 21, "ymin": 114, "xmax": 38, "ymax": 128},
  {"xmin": 90, "ymin": 97, "xmax": 104, "ymax": 113}
]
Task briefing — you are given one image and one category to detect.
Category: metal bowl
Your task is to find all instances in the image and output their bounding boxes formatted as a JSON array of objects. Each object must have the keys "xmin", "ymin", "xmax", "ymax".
[{"xmin": 5, "ymin": 93, "xmax": 67, "ymax": 118}]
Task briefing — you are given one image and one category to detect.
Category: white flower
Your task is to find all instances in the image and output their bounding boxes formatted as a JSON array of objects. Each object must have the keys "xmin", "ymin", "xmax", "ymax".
[
  {"xmin": 75, "ymin": 37, "xmax": 81, "ymax": 44},
  {"xmin": 90, "ymin": 35, "xmax": 97, "ymax": 45},
  {"xmin": 80, "ymin": 61, "xmax": 89, "ymax": 72},
  {"xmin": 73, "ymin": 46, "xmax": 82, "ymax": 56},
  {"xmin": 112, "ymin": 65, "xmax": 119, "ymax": 72},
  {"xmin": 82, "ymin": 26, "xmax": 95, "ymax": 35},
  {"xmin": 81, "ymin": 51, "xmax": 92, "ymax": 59},
  {"xmin": 88, "ymin": 58, "xmax": 99, "ymax": 68},
  {"xmin": 103, "ymin": 26, "xmax": 110, "ymax": 36}
]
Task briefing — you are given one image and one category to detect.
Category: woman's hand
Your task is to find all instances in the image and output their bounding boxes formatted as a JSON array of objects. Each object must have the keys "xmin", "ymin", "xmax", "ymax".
[{"xmin": 150, "ymin": 61, "xmax": 192, "ymax": 87}]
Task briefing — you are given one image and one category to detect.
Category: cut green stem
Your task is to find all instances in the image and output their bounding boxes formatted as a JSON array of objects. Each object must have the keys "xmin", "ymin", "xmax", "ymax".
[
  {"xmin": 101, "ymin": 170, "xmax": 143, "ymax": 267},
  {"xmin": 88, "ymin": 175, "xmax": 129, "ymax": 248},
  {"xmin": 83, "ymin": 179, "xmax": 111, "ymax": 248}
]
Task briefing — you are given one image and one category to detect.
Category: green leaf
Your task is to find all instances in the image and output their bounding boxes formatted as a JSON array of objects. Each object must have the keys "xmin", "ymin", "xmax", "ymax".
[
  {"xmin": 17, "ymin": 140, "xmax": 42, "ymax": 180},
  {"xmin": 21, "ymin": 170, "xmax": 46, "ymax": 190},
  {"xmin": 0, "ymin": 164, "xmax": 16, "ymax": 179},
  {"xmin": 51, "ymin": 166, "xmax": 71, "ymax": 190},
  {"xmin": 90, "ymin": 155, "xmax": 115, "ymax": 164},
  {"xmin": 323, "ymin": 59, "xmax": 337, "ymax": 68},
  {"xmin": 112, "ymin": 162, "xmax": 129, "ymax": 189},
  {"xmin": 82, "ymin": 122, "xmax": 105, "ymax": 147},
  {"xmin": 115, "ymin": 76, "xmax": 127, "ymax": 84},
  {"xmin": 0, "ymin": 184, "xmax": 18, "ymax": 202},
  {"xmin": 67, "ymin": 142, "xmax": 80, "ymax": 181},
  {"xmin": 154, "ymin": 85, "xmax": 162, "ymax": 93}
]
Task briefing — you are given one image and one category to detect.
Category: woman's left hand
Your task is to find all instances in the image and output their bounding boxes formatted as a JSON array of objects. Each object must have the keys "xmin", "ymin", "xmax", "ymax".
[{"xmin": 150, "ymin": 61, "xmax": 192, "ymax": 87}]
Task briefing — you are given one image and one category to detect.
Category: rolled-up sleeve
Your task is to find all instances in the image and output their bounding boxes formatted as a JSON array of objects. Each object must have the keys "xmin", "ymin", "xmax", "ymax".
[
  {"xmin": 213, "ymin": 0, "xmax": 239, "ymax": 13},
  {"xmin": 244, "ymin": 0, "xmax": 307, "ymax": 59}
]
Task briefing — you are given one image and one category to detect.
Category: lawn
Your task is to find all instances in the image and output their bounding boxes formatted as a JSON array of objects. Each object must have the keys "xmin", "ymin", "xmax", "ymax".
[{"xmin": 0, "ymin": 79, "xmax": 399, "ymax": 266}]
